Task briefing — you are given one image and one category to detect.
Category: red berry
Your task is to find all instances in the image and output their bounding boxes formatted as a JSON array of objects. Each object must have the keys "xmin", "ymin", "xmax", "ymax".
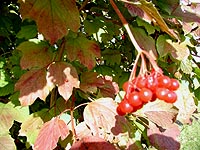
[
  {"xmin": 116, "ymin": 105, "xmax": 126, "ymax": 116},
  {"xmin": 157, "ymin": 75, "xmax": 171, "ymax": 88},
  {"xmin": 127, "ymin": 91, "xmax": 143, "ymax": 107},
  {"xmin": 136, "ymin": 77, "xmax": 147, "ymax": 89},
  {"xmin": 164, "ymin": 91, "xmax": 177, "ymax": 103},
  {"xmin": 123, "ymin": 81, "xmax": 133, "ymax": 93},
  {"xmin": 146, "ymin": 76, "xmax": 158, "ymax": 92},
  {"xmin": 156, "ymin": 88, "xmax": 169, "ymax": 100},
  {"xmin": 139, "ymin": 88, "xmax": 153, "ymax": 102},
  {"xmin": 169, "ymin": 79, "xmax": 179, "ymax": 91},
  {"xmin": 118, "ymin": 100, "xmax": 133, "ymax": 114}
]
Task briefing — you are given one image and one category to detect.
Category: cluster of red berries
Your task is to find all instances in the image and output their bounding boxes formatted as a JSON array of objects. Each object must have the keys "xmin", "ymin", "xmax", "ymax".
[{"xmin": 117, "ymin": 71, "xmax": 180, "ymax": 116}]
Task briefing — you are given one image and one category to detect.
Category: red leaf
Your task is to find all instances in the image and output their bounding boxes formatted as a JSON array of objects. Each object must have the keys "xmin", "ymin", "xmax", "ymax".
[
  {"xmin": 65, "ymin": 36, "xmax": 101, "ymax": 69},
  {"xmin": 47, "ymin": 62, "xmax": 80, "ymax": 101},
  {"xmin": 34, "ymin": 117, "xmax": 69, "ymax": 150},
  {"xmin": 147, "ymin": 122, "xmax": 180, "ymax": 150},
  {"xmin": 70, "ymin": 136, "xmax": 116, "ymax": 150},
  {"xmin": 80, "ymin": 72, "xmax": 119, "ymax": 98},
  {"xmin": 17, "ymin": 41, "xmax": 53, "ymax": 70},
  {"xmin": 15, "ymin": 69, "xmax": 53, "ymax": 106},
  {"xmin": 18, "ymin": 0, "xmax": 80, "ymax": 44}
]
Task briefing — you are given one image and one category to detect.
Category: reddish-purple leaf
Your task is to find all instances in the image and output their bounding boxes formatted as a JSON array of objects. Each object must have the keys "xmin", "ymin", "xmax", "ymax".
[
  {"xmin": 65, "ymin": 36, "xmax": 101, "ymax": 69},
  {"xmin": 34, "ymin": 117, "xmax": 69, "ymax": 150},
  {"xmin": 17, "ymin": 41, "xmax": 53, "ymax": 70},
  {"xmin": 147, "ymin": 122, "xmax": 180, "ymax": 150},
  {"xmin": 15, "ymin": 69, "xmax": 54, "ymax": 106},
  {"xmin": 47, "ymin": 62, "xmax": 80, "ymax": 101},
  {"xmin": 18, "ymin": 0, "xmax": 80, "ymax": 44},
  {"xmin": 80, "ymin": 72, "xmax": 119, "ymax": 98},
  {"xmin": 70, "ymin": 136, "xmax": 116, "ymax": 150}
]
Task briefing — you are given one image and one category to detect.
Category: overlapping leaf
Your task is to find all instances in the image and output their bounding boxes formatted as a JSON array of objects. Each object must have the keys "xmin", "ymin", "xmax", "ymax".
[
  {"xmin": 34, "ymin": 117, "xmax": 69, "ymax": 150},
  {"xmin": 15, "ymin": 69, "xmax": 54, "ymax": 106},
  {"xmin": 47, "ymin": 62, "xmax": 80, "ymax": 101},
  {"xmin": 65, "ymin": 35, "xmax": 101, "ymax": 69},
  {"xmin": 80, "ymin": 72, "xmax": 119, "ymax": 98},
  {"xmin": 124, "ymin": 0, "xmax": 178, "ymax": 39},
  {"xmin": 70, "ymin": 136, "xmax": 116, "ymax": 150},
  {"xmin": 174, "ymin": 81, "xmax": 197, "ymax": 123},
  {"xmin": 137, "ymin": 100, "xmax": 178, "ymax": 129},
  {"xmin": 17, "ymin": 41, "xmax": 53, "ymax": 69},
  {"xmin": 18, "ymin": 0, "xmax": 80, "ymax": 44},
  {"xmin": 147, "ymin": 122, "xmax": 180, "ymax": 150},
  {"xmin": 0, "ymin": 102, "xmax": 29, "ymax": 150},
  {"xmin": 19, "ymin": 109, "xmax": 51, "ymax": 145}
]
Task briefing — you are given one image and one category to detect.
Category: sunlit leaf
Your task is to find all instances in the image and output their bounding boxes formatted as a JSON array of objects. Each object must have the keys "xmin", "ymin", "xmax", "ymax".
[
  {"xmin": 47, "ymin": 62, "xmax": 80, "ymax": 101},
  {"xmin": 65, "ymin": 35, "xmax": 101, "ymax": 69},
  {"xmin": 138, "ymin": 100, "xmax": 178, "ymax": 129},
  {"xmin": 19, "ymin": 0, "xmax": 80, "ymax": 44},
  {"xmin": 17, "ymin": 41, "xmax": 53, "ymax": 70},
  {"xmin": 174, "ymin": 81, "xmax": 197, "ymax": 123},
  {"xmin": 0, "ymin": 135, "xmax": 16, "ymax": 150},
  {"xmin": 70, "ymin": 136, "xmax": 116, "ymax": 150},
  {"xmin": 34, "ymin": 117, "xmax": 69, "ymax": 150},
  {"xmin": 75, "ymin": 122, "xmax": 93, "ymax": 140},
  {"xmin": 0, "ymin": 102, "xmax": 29, "ymax": 150},
  {"xmin": 19, "ymin": 109, "xmax": 51, "ymax": 145},
  {"xmin": 180, "ymin": 59, "xmax": 193, "ymax": 74},
  {"xmin": 147, "ymin": 122, "xmax": 180, "ymax": 150},
  {"xmin": 15, "ymin": 69, "xmax": 54, "ymax": 106}
]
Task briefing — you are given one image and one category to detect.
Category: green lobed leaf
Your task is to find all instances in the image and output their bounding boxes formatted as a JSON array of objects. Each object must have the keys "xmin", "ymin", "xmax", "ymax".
[
  {"xmin": 0, "ymin": 83, "xmax": 14, "ymax": 97},
  {"xmin": 18, "ymin": 0, "xmax": 80, "ymax": 44},
  {"xmin": 102, "ymin": 49, "xmax": 121, "ymax": 65}
]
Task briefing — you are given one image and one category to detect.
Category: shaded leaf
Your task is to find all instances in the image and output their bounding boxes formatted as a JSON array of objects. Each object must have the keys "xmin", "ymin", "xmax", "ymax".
[
  {"xmin": 15, "ymin": 69, "xmax": 53, "ymax": 106},
  {"xmin": 18, "ymin": 0, "xmax": 80, "ymax": 44},
  {"xmin": 174, "ymin": 81, "xmax": 197, "ymax": 123},
  {"xmin": 147, "ymin": 122, "xmax": 180, "ymax": 150},
  {"xmin": 34, "ymin": 117, "xmax": 69, "ymax": 150},
  {"xmin": 16, "ymin": 25, "xmax": 38, "ymax": 39},
  {"xmin": 47, "ymin": 62, "xmax": 80, "ymax": 101},
  {"xmin": 102, "ymin": 49, "xmax": 121, "ymax": 65},
  {"xmin": 17, "ymin": 41, "xmax": 53, "ymax": 70},
  {"xmin": 65, "ymin": 35, "xmax": 101, "ymax": 69},
  {"xmin": 80, "ymin": 72, "xmax": 119, "ymax": 98},
  {"xmin": 70, "ymin": 136, "xmax": 116, "ymax": 150},
  {"xmin": 138, "ymin": 100, "xmax": 178, "ymax": 129},
  {"xmin": 131, "ymin": 27, "xmax": 158, "ymax": 59},
  {"xmin": 125, "ymin": 0, "xmax": 178, "ymax": 39}
]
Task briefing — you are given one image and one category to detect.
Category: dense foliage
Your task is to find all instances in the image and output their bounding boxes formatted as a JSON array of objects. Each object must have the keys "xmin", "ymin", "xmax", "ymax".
[{"xmin": 0, "ymin": 0, "xmax": 200, "ymax": 149}]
